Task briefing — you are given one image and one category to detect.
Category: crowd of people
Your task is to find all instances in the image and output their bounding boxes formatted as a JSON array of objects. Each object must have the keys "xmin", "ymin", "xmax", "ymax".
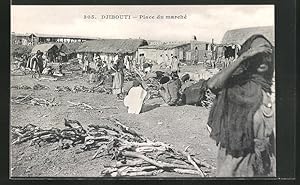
[
  {"xmin": 11, "ymin": 34, "xmax": 276, "ymax": 177},
  {"xmin": 13, "ymin": 50, "xmax": 64, "ymax": 78}
]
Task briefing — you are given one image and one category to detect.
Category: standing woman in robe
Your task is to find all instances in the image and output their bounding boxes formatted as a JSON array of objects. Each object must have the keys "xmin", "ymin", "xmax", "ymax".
[
  {"xmin": 112, "ymin": 58, "xmax": 125, "ymax": 99},
  {"xmin": 207, "ymin": 34, "xmax": 275, "ymax": 177}
]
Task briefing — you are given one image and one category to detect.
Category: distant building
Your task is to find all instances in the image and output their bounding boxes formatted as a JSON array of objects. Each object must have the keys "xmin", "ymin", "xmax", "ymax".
[
  {"xmin": 11, "ymin": 33, "xmax": 36, "ymax": 46},
  {"xmin": 188, "ymin": 40, "xmax": 212, "ymax": 63},
  {"xmin": 34, "ymin": 33, "xmax": 99, "ymax": 44},
  {"xmin": 138, "ymin": 43, "xmax": 191, "ymax": 63},
  {"xmin": 147, "ymin": 40, "xmax": 188, "ymax": 46},
  {"xmin": 11, "ymin": 32, "xmax": 99, "ymax": 46},
  {"xmin": 138, "ymin": 40, "xmax": 213, "ymax": 64}
]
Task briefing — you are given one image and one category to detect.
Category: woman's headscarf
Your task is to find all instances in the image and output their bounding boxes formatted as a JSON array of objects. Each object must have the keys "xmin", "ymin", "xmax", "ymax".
[{"xmin": 207, "ymin": 34, "xmax": 274, "ymax": 157}]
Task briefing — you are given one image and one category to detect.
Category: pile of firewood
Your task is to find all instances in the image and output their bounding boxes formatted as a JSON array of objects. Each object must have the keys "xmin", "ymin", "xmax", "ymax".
[
  {"xmin": 11, "ymin": 95, "xmax": 59, "ymax": 107},
  {"xmin": 67, "ymin": 101, "xmax": 118, "ymax": 111},
  {"xmin": 54, "ymin": 86, "xmax": 72, "ymax": 92},
  {"xmin": 32, "ymin": 84, "xmax": 49, "ymax": 90},
  {"xmin": 11, "ymin": 85, "xmax": 32, "ymax": 90},
  {"xmin": 124, "ymin": 70, "xmax": 136, "ymax": 81},
  {"xmin": 11, "ymin": 84, "xmax": 49, "ymax": 91},
  {"xmin": 55, "ymin": 85, "xmax": 111, "ymax": 94},
  {"xmin": 11, "ymin": 117, "xmax": 213, "ymax": 177}
]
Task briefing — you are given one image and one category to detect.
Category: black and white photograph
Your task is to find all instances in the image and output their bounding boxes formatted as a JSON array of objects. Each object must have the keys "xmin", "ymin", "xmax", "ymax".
[{"xmin": 10, "ymin": 5, "xmax": 276, "ymax": 178}]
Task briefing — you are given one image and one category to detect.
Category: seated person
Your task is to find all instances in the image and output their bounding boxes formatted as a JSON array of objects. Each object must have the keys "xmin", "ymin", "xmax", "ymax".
[
  {"xmin": 159, "ymin": 75, "xmax": 181, "ymax": 106},
  {"xmin": 124, "ymin": 79, "xmax": 148, "ymax": 114}
]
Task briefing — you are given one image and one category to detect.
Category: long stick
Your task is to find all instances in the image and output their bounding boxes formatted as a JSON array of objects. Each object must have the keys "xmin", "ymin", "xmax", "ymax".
[
  {"xmin": 122, "ymin": 151, "xmax": 195, "ymax": 170},
  {"xmin": 185, "ymin": 152, "xmax": 205, "ymax": 177},
  {"xmin": 104, "ymin": 117, "xmax": 146, "ymax": 140}
]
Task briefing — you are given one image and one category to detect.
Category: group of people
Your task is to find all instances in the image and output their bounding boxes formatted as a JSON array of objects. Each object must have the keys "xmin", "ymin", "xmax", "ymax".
[
  {"xmin": 157, "ymin": 54, "xmax": 180, "ymax": 72},
  {"xmin": 13, "ymin": 50, "xmax": 65, "ymax": 78}
]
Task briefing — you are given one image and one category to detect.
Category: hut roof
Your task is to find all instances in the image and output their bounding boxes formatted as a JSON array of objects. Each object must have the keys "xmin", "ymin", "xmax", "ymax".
[
  {"xmin": 139, "ymin": 43, "xmax": 190, "ymax": 50},
  {"xmin": 64, "ymin": 42, "xmax": 83, "ymax": 54},
  {"xmin": 31, "ymin": 43, "xmax": 59, "ymax": 54},
  {"xmin": 11, "ymin": 45, "xmax": 34, "ymax": 55},
  {"xmin": 221, "ymin": 26, "xmax": 274, "ymax": 46},
  {"xmin": 76, "ymin": 39, "xmax": 148, "ymax": 54}
]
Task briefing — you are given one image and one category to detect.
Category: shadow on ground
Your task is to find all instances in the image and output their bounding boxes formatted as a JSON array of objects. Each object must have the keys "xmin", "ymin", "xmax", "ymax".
[{"xmin": 141, "ymin": 104, "xmax": 161, "ymax": 113}]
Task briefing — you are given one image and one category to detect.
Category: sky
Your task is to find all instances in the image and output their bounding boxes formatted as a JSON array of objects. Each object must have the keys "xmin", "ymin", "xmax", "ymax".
[{"xmin": 11, "ymin": 5, "xmax": 274, "ymax": 43}]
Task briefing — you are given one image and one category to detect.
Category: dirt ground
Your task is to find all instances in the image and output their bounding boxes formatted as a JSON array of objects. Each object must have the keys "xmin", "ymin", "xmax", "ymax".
[{"xmin": 10, "ymin": 66, "xmax": 218, "ymax": 178}]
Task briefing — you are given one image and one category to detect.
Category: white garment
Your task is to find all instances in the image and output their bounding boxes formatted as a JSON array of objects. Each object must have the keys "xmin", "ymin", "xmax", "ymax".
[{"xmin": 124, "ymin": 86, "xmax": 147, "ymax": 114}]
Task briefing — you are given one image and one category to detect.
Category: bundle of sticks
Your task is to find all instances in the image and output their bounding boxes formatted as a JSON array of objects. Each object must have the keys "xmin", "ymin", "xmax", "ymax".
[
  {"xmin": 124, "ymin": 70, "xmax": 136, "ymax": 82},
  {"xmin": 54, "ymin": 85, "xmax": 111, "ymax": 94},
  {"xmin": 11, "ymin": 117, "xmax": 213, "ymax": 177},
  {"xmin": 32, "ymin": 84, "xmax": 49, "ymax": 90},
  {"xmin": 67, "ymin": 101, "xmax": 118, "ymax": 110},
  {"xmin": 72, "ymin": 85, "xmax": 96, "ymax": 93},
  {"xmin": 90, "ymin": 85, "xmax": 112, "ymax": 94},
  {"xmin": 11, "ymin": 119, "xmax": 86, "ymax": 149},
  {"xmin": 54, "ymin": 86, "xmax": 72, "ymax": 92},
  {"xmin": 11, "ymin": 94, "xmax": 59, "ymax": 107},
  {"xmin": 11, "ymin": 85, "xmax": 32, "ymax": 90}
]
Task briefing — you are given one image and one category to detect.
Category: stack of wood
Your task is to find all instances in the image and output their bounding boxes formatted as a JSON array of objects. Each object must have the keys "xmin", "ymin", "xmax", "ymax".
[
  {"xmin": 11, "ymin": 85, "xmax": 32, "ymax": 90},
  {"xmin": 54, "ymin": 86, "xmax": 72, "ymax": 92},
  {"xmin": 124, "ymin": 70, "xmax": 136, "ymax": 81},
  {"xmin": 11, "ymin": 119, "xmax": 86, "ymax": 149},
  {"xmin": 72, "ymin": 85, "xmax": 111, "ymax": 94},
  {"xmin": 11, "ymin": 117, "xmax": 213, "ymax": 177},
  {"xmin": 67, "ymin": 101, "xmax": 118, "ymax": 111},
  {"xmin": 55, "ymin": 85, "xmax": 112, "ymax": 94},
  {"xmin": 32, "ymin": 84, "xmax": 49, "ymax": 90},
  {"xmin": 11, "ymin": 95, "xmax": 59, "ymax": 107}
]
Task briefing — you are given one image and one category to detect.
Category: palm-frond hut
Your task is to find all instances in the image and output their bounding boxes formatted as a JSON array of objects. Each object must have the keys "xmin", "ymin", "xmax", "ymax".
[
  {"xmin": 76, "ymin": 39, "xmax": 148, "ymax": 68},
  {"xmin": 220, "ymin": 26, "xmax": 274, "ymax": 58}
]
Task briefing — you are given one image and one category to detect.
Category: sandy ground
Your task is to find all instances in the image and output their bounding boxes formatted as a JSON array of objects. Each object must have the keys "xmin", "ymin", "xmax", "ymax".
[{"xmin": 10, "ymin": 66, "xmax": 218, "ymax": 178}]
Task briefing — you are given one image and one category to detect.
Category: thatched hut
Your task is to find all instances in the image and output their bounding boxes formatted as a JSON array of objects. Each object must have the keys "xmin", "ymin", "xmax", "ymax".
[
  {"xmin": 11, "ymin": 45, "xmax": 33, "ymax": 57},
  {"xmin": 65, "ymin": 42, "xmax": 83, "ymax": 55},
  {"xmin": 31, "ymin": 43, "xmax": 59, "ymax": 62},
  {"xmin": 76, "ymin": 39, "xmax": 148, "ymax": 69},
  {"xmin": 220, "ymin": 26, "xmax": 274, "ymax": 59},
  {"xmin": 76, "ymin": 39, "xmax": 147, "ymax": 54},
  {"xmin": 221, "ymin": 26, "xmax": 274, "ymax": 45}
]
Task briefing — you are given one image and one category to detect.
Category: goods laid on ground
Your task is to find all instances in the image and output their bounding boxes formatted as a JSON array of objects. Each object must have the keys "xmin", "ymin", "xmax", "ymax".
[
  {"xmin": 11, "ymin": 85, "xmax": 32, "ymax": 90},
  {"xmin": 11, "ymin": 117, "xmax": 213, "ymax": 177},
  {"xmin": 11, "ymin": 95, "xmax": 59, "ymax": 107},
  {"xmin": 54, "ymin": 85, "xmax": 112, "ymax": 94},
  {"xmin": 11, "ymin": 84, "xmax": 49, "ymax": 90},
  {"xmin": 32, "ymin": 84, "xmax": 49, "ymax": 90},
  {"xmin": 54, "ymin": 86, "xmax": 72, "ymax": 92},
  {"xmin": 67, "ymin": 101, "xmax": 118, "ymax": 111}
]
